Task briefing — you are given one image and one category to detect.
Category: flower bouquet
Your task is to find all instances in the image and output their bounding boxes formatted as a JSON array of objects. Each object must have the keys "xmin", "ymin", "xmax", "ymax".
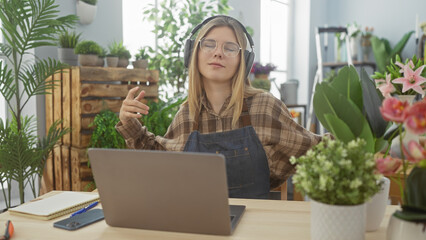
[
  {"xmin": 372, "ymin": 55, "xmax": 426, "ymax": 98},
  {"xmin": 376, "ymin": 97, "xmax": 426, "ymax": 221}
]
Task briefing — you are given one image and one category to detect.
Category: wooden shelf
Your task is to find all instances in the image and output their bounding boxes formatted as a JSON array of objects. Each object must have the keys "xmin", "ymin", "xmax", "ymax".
[{"xmin": 322, "ymin": 61, "xmax": 376, "ymax": 70}]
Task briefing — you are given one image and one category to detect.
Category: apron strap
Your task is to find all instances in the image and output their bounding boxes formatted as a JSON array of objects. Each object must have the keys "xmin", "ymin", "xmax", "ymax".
[
  {"xmin": 241, "ymin": 100, "xmax": 252, "ymax": 127},
  {"xmin": 192, "ymin": 98, "xmax": 252, "ymax": 131}
]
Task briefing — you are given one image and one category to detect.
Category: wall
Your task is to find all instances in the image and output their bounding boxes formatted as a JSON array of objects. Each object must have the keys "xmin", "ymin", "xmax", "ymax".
[
  {"xmin": 228, "ymin": 0, "xmax": 261, "ymax": 61},
  {"xmin": 35, "ymin": 0, "xmax": 123, "ymax": 137}
]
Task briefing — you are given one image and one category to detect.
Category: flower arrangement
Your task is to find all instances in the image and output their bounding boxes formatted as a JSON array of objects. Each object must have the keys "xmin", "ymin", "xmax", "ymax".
[
  {"xmin": 251, "ymin": 62, "xmax": 276, "ymax": 75},
  {"xmin": 375, "ymin": 97, "xmax": 426, "ymax": 222},
  {"xmin": 372, "ymin": 55, "xmax": 426, "ymax": 98},
  {"xmin": 290, "ymin": 137, "xmax": 381, "ymax": 205}
]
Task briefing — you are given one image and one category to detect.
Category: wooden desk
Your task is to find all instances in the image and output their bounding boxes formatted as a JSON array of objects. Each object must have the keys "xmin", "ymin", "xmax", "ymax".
[{"xmin": 0, "ymin": 191, "xmax": 399, "ymax": 240}]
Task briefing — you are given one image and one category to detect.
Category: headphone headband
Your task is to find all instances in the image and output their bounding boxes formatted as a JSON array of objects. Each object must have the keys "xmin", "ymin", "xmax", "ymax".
[
  {"xmin": 188, "ymin": 15, "xmax": 255, "ymax": 51},
  {"xmin": 183, "ymin": 15, "xmax": 256, "ymax": 80}
]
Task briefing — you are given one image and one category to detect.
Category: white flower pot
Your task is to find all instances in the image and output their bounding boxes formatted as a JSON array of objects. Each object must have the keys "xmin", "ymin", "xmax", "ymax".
[
  {"xmin": 387, "ymin": 215, "xmax": 426, "ymax": 240},
  {"xmin": 311, "ymin": 200, "xmax": 366, "ymax": 240},
  {"xmin": 76, "ymin": 1, "xmax": 97, "ymax": 25},
  {"xmin": 366, "ymin": 177, "xmax": 390, "ymax": 231}
]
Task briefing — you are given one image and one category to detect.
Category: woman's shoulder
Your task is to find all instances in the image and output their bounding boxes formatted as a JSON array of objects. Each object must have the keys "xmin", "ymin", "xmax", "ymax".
[{"xmin": 248, "ymin": 91, "xmax": 284, "ymax": 106}]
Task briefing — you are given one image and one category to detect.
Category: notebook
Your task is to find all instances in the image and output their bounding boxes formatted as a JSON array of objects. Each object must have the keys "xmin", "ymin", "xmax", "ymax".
[
  {"xmin": 9, "ymin": 191, "xmax": 100, "ymax": 220},
  {"xmin": 88, "ymin": 148, "xmax": 246, "ymax": 236}
]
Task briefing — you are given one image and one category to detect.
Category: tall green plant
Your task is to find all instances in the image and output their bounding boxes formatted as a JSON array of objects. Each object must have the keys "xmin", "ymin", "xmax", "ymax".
[
  {"xmin": 371, "ymin": 31, "xmax": 414, "ymax": 73},
  {"xmin": 313, "ymin": 66, "xmax": 389, "ymax": 153},
  {"xmin": 0, "ymin": 0, "xmax": 77, "ymax": 206},
  {"xmin": 143, "ymin": 0, "xmax": 232, "ymax": 94},
  {"xmin": 58, "ymin": 30, "xmax": 81, "ymax": 48}
]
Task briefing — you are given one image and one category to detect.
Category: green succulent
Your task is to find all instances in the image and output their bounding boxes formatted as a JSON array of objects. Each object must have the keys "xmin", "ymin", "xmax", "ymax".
[
  {"xmin": 74, "ymin": 40, "xmax": 102, "ymax": 55},
  {"xmin": 81, "ymin": 0, "xmax": 97, "ymax": 5}
]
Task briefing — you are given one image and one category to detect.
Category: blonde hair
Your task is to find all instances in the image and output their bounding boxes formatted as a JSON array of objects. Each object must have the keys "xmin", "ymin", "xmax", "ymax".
[{"xmin": 186, "ymin": 16, "xmax": 263, "ymax": 127}]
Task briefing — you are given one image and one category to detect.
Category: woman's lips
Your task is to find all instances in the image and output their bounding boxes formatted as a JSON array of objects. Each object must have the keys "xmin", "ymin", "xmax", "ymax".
[{"xmin": 209, "ymin": 62, "xmax": 224, "ymax": 67}]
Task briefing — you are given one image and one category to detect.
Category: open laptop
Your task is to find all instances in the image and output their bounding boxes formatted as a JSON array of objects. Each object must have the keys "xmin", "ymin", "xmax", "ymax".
[{"xmin": 88, "ymin": 148, "xmax": 245, "ymax": 235}]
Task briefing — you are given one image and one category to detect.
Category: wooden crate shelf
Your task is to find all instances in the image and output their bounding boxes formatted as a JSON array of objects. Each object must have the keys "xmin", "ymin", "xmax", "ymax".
[{"xmin": 42, "ymin": 66, "xmax": 159, "ymax": 192}]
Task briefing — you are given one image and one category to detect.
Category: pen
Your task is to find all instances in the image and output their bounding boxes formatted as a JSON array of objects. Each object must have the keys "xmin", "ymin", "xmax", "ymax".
[{"xmin": 70, "ymin": 201, "xmax": 99, "ymax": 217}]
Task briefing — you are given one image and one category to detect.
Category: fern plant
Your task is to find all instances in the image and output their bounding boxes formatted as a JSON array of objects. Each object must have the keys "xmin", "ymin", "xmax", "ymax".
[
  {"xmin": 0, "ymin": 0, "xmax": 77, "ymax": 207},
  {"xmin": 89, "ymin": 109, "xmax": 126, "ymax": 149},
  {"xmin": 142, "ymin": 94, "xmax": 186, "ymax": 136}
]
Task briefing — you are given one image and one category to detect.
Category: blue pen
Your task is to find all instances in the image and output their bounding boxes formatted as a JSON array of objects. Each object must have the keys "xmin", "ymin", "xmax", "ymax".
[{"xmin": 70, "ymin": 201, "xmax": 99, "ymax": 217}]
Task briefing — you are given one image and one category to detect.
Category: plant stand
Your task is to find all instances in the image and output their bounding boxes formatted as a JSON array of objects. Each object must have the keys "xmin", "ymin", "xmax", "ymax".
[{"xmin": 42, "ymin": 67, "xmax": 159, "ymax": 193}]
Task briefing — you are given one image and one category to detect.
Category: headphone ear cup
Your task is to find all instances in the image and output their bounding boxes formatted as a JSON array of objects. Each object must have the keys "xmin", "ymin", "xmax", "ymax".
[
  {"xmin": 244, "ymin": 50, "xmax": 255, "ymax": 79},
  {"xmin": 184, "ymin": 39, "xmax": 195, "ymax": 68}
]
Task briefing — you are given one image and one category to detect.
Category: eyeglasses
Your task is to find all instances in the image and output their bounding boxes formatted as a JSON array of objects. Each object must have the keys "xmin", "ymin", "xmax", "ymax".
[
  {"xmin": 199, "ymin": 38, "xmax": 241, "ymax": 57},
  {"xmin": 0, "ymin": 221, "xmax": 13, "ymax": 240}
]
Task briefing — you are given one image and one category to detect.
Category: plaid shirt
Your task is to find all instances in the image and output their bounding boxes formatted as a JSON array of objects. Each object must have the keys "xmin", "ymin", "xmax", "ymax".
[{"xmin": 116, "ymin": 92, "xmax": 322, "ymax": 189}]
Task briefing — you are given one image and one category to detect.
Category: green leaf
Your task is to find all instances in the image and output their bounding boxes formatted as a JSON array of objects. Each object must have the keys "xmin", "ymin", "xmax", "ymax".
[
  {"xmin": 323, "ymin": 114, "xmax": 355, "ymax": 143},
  {"xmin": 330, "ymin": 66, "xmax": 363, "ymax": 111},
  {"xmin": 390, "ymin": 31, "xmax": 414, "ymax": 57},
  {"xmin": 359, "ymin": 68, "xmax": 388, "ymax": 138},
  {"xmin": 313, "ymin": 83, "xmax": 365, "ymax": 137},
  {"xmin": 371, "ymin": 36, "xmax": 390, "ymax": 73}
]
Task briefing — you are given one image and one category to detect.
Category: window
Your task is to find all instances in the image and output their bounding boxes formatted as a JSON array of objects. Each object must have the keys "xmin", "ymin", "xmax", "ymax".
[
  {"xmin": 260, "ymin": 0, "xmax": 290, "ymax": 99},
  {"xmin": 122, "ymin": 0, "xmax": 156, "ymax": 62}
]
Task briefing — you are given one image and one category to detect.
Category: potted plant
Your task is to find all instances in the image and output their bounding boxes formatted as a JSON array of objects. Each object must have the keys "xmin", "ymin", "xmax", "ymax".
[
  {"xmin": 0, "ymin": 0, "xmax": 76, "ymax": 207},
  {"xmin": 76, "ymin": 0, "xmax": 98, "ymax": 25},
  {"xmin": 251, "ymin": 62, "xmax": 276, "ymax": 79},
  {"xmin": 313, "ymin": 65, "xmax": 392, "ymax": 231},
  {"xmin": 133, "ymin": 46, "xmax": 151, "ymax": 69},
  {"xmin": 290, "ymin": 137, "xmax": 381, "ymax": 240},
  {"xmin": 57, "ymin": 30, "xmax": 81, "ymax": 66},
  {"xmin": 74, "ymin": 40, "xmax": 102, "ymax": 66},
  {"xmin": 97, "ymin": 47, "xmax": 106, "ymax": 67},
  {"xmin": 115, "ymin": 42, "xmax": 131, "ymax": 68},
  {"xmin": 371, "ymin": 31, "xmax": 414, "ymax": 73},
  {"xmin": 106, "ymin": 42, "xmax": 121, "ymax": 68}
]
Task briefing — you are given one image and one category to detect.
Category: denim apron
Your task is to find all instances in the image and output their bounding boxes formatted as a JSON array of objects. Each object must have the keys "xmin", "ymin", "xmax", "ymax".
[{"xmin": 183, "ymin": 100, "xmax": 270, "ymax": 199}]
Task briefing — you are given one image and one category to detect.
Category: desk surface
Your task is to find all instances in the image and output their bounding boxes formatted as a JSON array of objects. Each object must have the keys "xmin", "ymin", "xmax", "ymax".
[{"xmin": 0, "ymin": 191, "xmax": 398, "ymax": 240}]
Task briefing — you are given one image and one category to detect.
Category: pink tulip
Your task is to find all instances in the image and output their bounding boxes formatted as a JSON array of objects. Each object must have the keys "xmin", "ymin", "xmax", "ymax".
[
  {"xmin": 404, "ymin": 99, "xmax": 426, "ymax": 134},
  {"xmin": 380, "ymin": 97, "xmax": 409, "ymax": 123},
  {"xmin": 402, "ymin": 140, "xmax": 426, "ymax": 163},
  {"xmin": 375, "ymin": 73, "xmax": 396, "ymax": 98},
  {"xmin": 392, "ymin": 65, "xmax": 426, "ymax": 95},
  {"xmin": 375, "ymin": 156, "xmax": 402, "ymax": 175}
]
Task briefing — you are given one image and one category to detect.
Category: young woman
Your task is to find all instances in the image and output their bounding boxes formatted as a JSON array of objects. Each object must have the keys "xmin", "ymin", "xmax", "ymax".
[{"xmin": 117, "ymin": 15, "xmax": 322, "ymax": 199}]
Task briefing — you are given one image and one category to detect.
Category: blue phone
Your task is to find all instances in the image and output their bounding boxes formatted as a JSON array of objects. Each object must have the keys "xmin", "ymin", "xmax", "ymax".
[{"xmin": 53, "ymin": 209, "xmax": 104, "ymax": 231}]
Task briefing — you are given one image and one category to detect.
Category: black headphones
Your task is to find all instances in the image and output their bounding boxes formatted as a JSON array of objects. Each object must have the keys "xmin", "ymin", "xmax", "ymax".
[{"xmin": 183, "ymin": 15, "xmax": 255, "ymax": 79}]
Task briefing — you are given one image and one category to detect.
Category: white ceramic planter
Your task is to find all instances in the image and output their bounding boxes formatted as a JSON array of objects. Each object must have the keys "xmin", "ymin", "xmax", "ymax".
[
  {"xmin": 76, "ymin": 1, "xmax": 97, "ymax": 25},
  {"xmin": 387, "ymin": 215, "xmax": 426, "ymax": 240},
  {"xmin": 366, "ymin": 177, "xmax": 390, "ymax": 231},
  {"xmin": 311, "ymin": 200, "xmax": 366, "ymax": 240}
]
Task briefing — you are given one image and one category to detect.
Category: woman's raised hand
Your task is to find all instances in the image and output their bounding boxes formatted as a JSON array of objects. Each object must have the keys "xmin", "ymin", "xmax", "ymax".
[{"xmin": 119, "ymin": 86, "xmax": 150, "ymax": 125}]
